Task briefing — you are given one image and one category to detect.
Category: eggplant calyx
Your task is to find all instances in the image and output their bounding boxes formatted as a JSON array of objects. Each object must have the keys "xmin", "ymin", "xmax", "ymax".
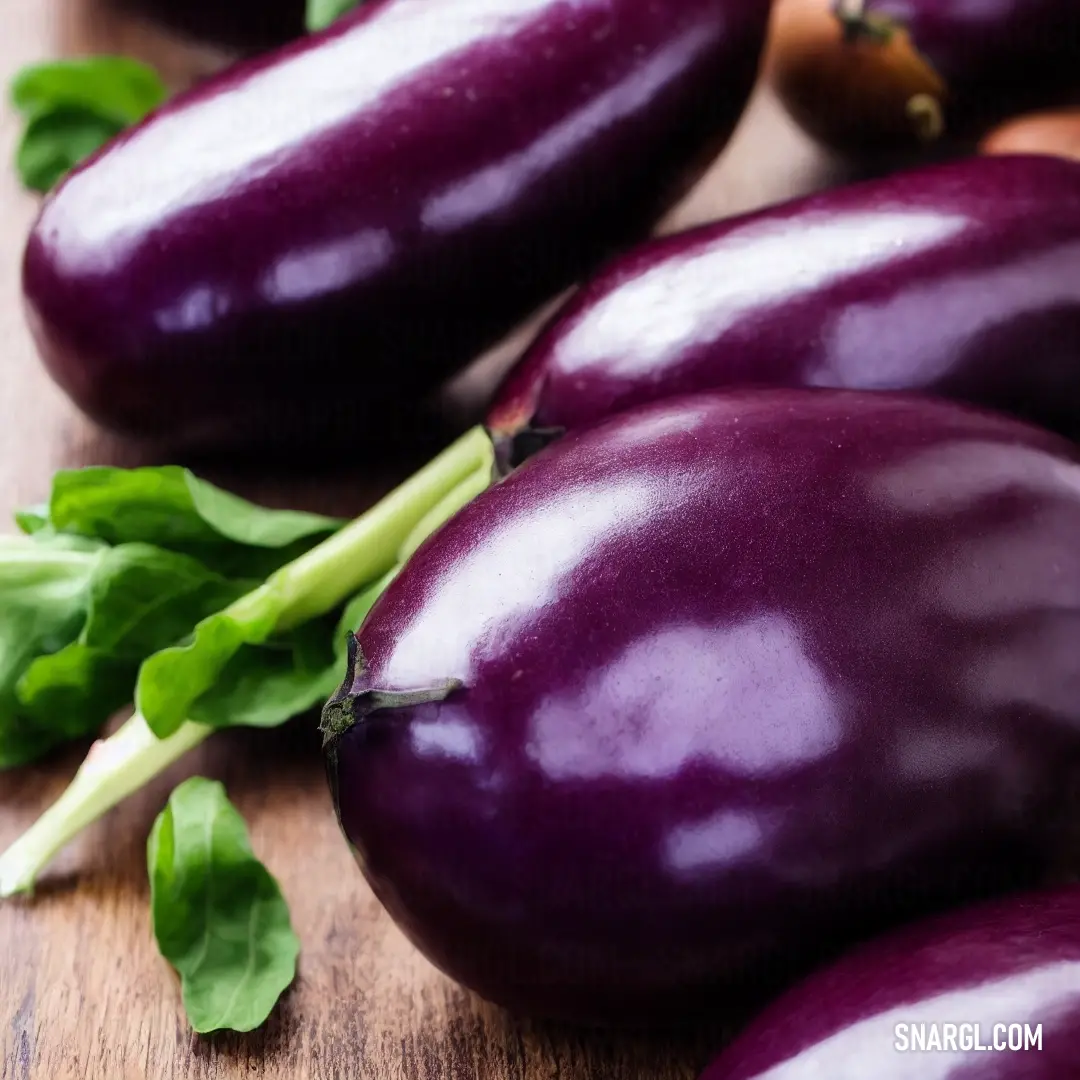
[
  {"xmin": 831, "ymin": 1, "xmax": 897, "ymax": 45},
  {"xmin": 319, "ymin": 632, "xmax": 463, "ymax": 748},
  {"xmin": 321, "ymin": 683, "xmax": 465, "ymax": 744},
  {"xmin": 491, "ymin": 425, "xmax": 567, "ymax": 477}
]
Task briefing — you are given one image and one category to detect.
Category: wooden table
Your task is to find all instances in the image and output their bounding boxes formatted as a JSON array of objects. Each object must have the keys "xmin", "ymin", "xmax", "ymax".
[{"xmin": 0, "ymin": 4, "xmax": 843, "ymax": 1076}]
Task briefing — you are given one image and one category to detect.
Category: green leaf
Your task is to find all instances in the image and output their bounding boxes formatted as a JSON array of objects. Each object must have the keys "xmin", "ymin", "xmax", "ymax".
[
  {"xmin": 75, "ymin": 544, "xmax": 254, "ymax": 659},
  {"xmin": 15, "ymin": 505, "xmax": 50, "ymax": 535},
  {"xmin": 40, "ymin": 465, "xmax": 344, "ymax": 578},
  {"xmin": 148, "ymin": 778, "xmax": 299, "ymax": 1034},
  {"xmin": 132, "ymin": 430, "xmax": 496, "ymax": 740},
  {"xmin": 0, "ymin": 541, "xmax": 255, "ymax": 767},
  {"xmin": 10, "ymin": 57, "xmax": 167, "ymax": 193},
  {"xmin": 189, "ymin": 575, "xmax": 395, "ymax": 731},
  {"xmin": 11, "ymin": 56, "xmax": 167, "ymax": 125},
  {"xmin": 15, "ymin": 107, "xmax": 125, "ymax": 193},
  {"xmin": 0, "ymin": 537, "xmax": 101, "ymax": 767},
  {"xmin": 305, "ymin": 0, "xmax": 360, "ymax": 32}
]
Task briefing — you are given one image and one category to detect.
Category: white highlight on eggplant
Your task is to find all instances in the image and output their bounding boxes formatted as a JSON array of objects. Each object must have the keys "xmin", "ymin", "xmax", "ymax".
[
  {"xmin": 663, "ymin": 810, "xmax": 770, "ymax": 876},
  {"xmin": 870, "ymin": 441, "xmax": 1080, "ymax": 518},
  {"xmin": 820, "ymin": 240, "xmax": 1080, "ymax": 390},
  {"xmin": 380, "ymin": 476, "xmax": 660, "ymax": 688},
  {"xmin": 965, "ymin": 615, "xmax": 1080, "ymax": 719},
  {"xmin": 420, "ymin": 22, "xmax": 718, "ymax": 231},
  {"xmin": 261, "ymin": 228, "xmax": 395, "ymax": 304},
  {"xmin": 154, "ymin": 285, "xmax": 229, "ymax": 333},
  {"xmin": 409, "ymin": 717, "xmax": 484, "ymax": 763},
  {"xmin": 525, "ymin": 614, "xmax": 841, "ymax": 782},
  {"xmin": 745, "ymin": 960, "xmax": 1079, "ymax": 1080},
  {"xmin": 545, "ymin": 211, "xmax": 966, "ymax": 378},
  {"xmin": 44, "ymin": 0, "xmax": 587, "ymax": 267}
]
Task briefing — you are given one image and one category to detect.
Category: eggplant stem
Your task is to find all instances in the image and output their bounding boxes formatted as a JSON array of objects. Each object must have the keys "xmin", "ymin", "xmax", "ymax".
[{"xmin": 831, "ymin": 0, "xmax": 895, "ymax": 44}]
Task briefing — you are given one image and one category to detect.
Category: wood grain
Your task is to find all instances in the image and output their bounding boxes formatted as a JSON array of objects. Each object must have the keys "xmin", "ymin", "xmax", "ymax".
[{"xmin": 0, "ymin": 4, "xmax": 844, "ymax": 1077}]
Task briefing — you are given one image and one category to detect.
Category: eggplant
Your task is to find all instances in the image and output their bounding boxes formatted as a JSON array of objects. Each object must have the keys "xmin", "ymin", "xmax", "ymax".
[
  {"xmin": 322, "ymin": 389, "xmax": 1080, "ymax": 1025},
  {"xmin": 487, "ymin": 154, "xmax": 1080, "ymax": 462},
  {"xmin": 766, "ymin": 0, "xmax": 1080, "ymax": 154},
  {"xmin": 116, "ymin": 0, "xmax": 305, "ymax": 50},
  {"xmin": 22, "ymin": 0, "xmax": 768, "ymax": 455},
  {"xmin": 702, "ymin": 885, "xmax": 1080, "ymax": 1079}
]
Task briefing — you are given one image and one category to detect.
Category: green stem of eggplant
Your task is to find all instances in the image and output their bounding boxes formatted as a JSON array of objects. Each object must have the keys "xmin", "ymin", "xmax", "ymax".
[
  {"xmin": 0, "ymin": 425, "xmax": 497, "ymax": 898},
  {"xmin": 831, "ymin": 0, "xmax": 896, "ymax": 45}
]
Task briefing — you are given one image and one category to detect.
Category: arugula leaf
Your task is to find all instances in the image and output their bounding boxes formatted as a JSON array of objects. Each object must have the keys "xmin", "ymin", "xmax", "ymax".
[
  {"xmin": 10, "ymin": 57, "xmax": 167, "ymax": 193},
  {"xmin": 305, "ymin": 0, "xmax": 361, "ymax": 32},
  {"xmin": 40, "ymin": 465, "xmax": 344, "ymax": 578},
  {"xmin": 0, "ymin": 540, "xmax": 255, "ymax": 768},
  {"xmin": 0, "ymin": 465, "xmax": 343, "ymax": 768},
  {"xmin": 16, "ymin": 108, "xmax": 126, "ymax": 193},
  {"xmin": 148, "ymin": 778, "xmax": 299, "ymax": 1034},
  {"xmin": 12, "ymin": 57, "xmax": 167, "ymax": 124},
  {"xmin": 189, "ymin": 575, "xmax": 395, "ymax": 730},
  {"xmin": 0, "ymin": 537, "xmax": 101, "ymax": 767}
]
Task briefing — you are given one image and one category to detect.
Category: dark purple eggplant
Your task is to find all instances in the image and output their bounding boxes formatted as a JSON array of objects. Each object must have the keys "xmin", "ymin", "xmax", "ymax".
[
  {"xmin": 322, "ymin": 389, "xmax": 1080, "ymax": 1025},
  {"xmin": 487, "ymin": 154, "xmax": 1080, "ymax": 462},
  {"xmin": 702, "ymin": 885, "xmax": 1080, "ymax": 1079},
  {"xmin": 21, "ymin": 0, "xmax": 768, "ymax": 456},
  {"xmin": 766, "ymin": 0, "xmax": 1080, "ymax": 154},
  {"xmin": 116, "ymin": 0, "xmax": 305, "ymax": 50}
]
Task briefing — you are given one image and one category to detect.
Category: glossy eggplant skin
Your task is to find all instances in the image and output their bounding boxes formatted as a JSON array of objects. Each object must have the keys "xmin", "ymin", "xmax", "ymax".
[
  {"xmin": 487, "ymin": 155, "xmax": 1080, "ymax": 456},
  {"xmin": 328, "ymin": 390, "xmax": 1080, "ymax": 1025},
  {"xmin": 22, "ymin": 0, "xmax": 768, "ymax": 454},
  {"xmin": 703, "ymin": 886, "xmax": 1080, "ymax": 1079},
  {"xmin": 872, "ymin": 0, "xmax": 1080, "ymax": 137},
  {"xmin": 117, "ymin": 0, "xmax": 305, "ymax": 50}
]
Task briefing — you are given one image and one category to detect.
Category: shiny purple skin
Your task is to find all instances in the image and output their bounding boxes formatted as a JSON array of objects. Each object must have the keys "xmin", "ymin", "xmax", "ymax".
[
  {"xmin": 329, "ymin": 390, "xmax": 1080, "ymax": 1025},
  {"xmin": 703, "ymin": 885, "xmax": 1080, "ymax": 1079},
  {"xmin": 22, "ymin": 0, "xmax": 768, "ymax": 454},
  {"xmin": 871, "ymin": 0, "xmax": 1080, "ymax": 136},
  {"xmin": 487, "ymin": 154, "xmax": 1080, "ymax": 456}
]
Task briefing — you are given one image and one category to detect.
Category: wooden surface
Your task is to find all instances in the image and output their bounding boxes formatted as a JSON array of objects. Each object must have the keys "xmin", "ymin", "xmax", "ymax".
[{"xmin": 0, "ymin": 4, "xmax": 843, "ymax": 1077}]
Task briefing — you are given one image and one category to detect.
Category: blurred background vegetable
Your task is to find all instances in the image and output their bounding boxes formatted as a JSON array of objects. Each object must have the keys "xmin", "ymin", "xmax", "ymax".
[{"xmin": 766, "ymin": 0, "xmax": 1080, "ymax": 156}]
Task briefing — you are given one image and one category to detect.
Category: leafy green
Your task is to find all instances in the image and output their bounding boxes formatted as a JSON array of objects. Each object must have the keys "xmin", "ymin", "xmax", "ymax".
[
  {"xmin": 148, "ymin": 778, "xmax": 299, "ymax": 1034},
  {"xmin": 190, "ymin": 576, "xmax": 395, "ymax": 730},
  {"xmin": 131, "ymin": 426, "xmax": 495, "ymax": 740},
  {"xmin": 0, "ymin": 537, "xmax": 101, "ymax": 767},
  {"xmin": 0, "ymin": 466, "xmax": 345, "ymax": 768},
  {"xmin": 0, "ymin": 425, "xmax": 494, "ymax": 895},
  {"xmin": 305, "ymin": 0, "xmax": 361, "ymax": 32},
  {"xmin": 12, "ymin": 57, "xmax": 167, "ymax": 123},
  {"xmin": 40, "ymin": 465, "xmax": 344, "ymax": 578},
  {"xmin": 0, "ymin": 541, "xmax": 252, "ymax": 768},
  {"xmin": 10, "ymin": 57, "xmax": 167, "ymax": 193},
  {"xmin": 16, "ymin": 108, "xmax": 125, "ymax": 193}
]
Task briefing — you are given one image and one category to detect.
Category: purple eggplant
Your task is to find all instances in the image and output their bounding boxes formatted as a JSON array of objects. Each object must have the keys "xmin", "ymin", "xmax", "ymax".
[
  {"xmin": 116, "ymin": 0, "xmax": 305, "ymax": 50},
  {"xmin": 22, "ymin": 0, "xmax": 768, "ymax": 455},
  {"xmin": 702, "ymin": 885, "xmax": 1080, "ymax": 1079},
  {"xmin": 767, "ymin": 0, "xmax": 1080, "ymax": 154},
  {"xmin": 487, "ymin": 154, "xmax": 1080, "ymax": 464},
  {"xmin": 322, "ymin": 389, "xmax": 1080, "ymax": 1025}
]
